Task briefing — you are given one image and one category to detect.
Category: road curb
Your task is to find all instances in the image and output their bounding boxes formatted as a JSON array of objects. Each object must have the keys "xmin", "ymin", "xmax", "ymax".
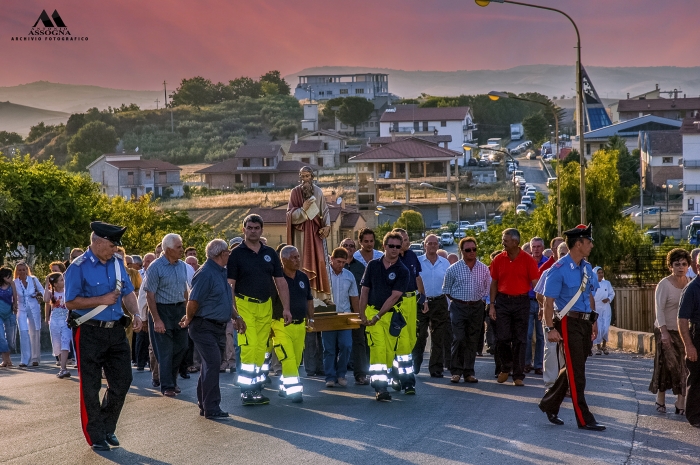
[
  {"xmin": 608, "ymin": 325, "xmax": 655, "ymax": 355},
  {"xmin": 540, "ymin": 159, "xmax": 553, "ymax": 178}
]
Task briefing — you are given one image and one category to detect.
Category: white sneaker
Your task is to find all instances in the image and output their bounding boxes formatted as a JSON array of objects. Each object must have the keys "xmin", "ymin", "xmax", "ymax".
[
  {"xmin": 325, "ymin": 380, "xmax": 335, "ymax": 388},
  {"xmin": 337, "ymin": 378, "xmax": 347, "ymax": 387}
]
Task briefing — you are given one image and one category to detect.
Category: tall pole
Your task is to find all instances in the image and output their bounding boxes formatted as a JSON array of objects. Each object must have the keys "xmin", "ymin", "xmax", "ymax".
[
  {"xmin": 554, "ymin": 109, "xmax": 561, "ymax": 235},
  {"xmin": 163, "ymin": 81, "xmax": 167, "ymax": 108}
]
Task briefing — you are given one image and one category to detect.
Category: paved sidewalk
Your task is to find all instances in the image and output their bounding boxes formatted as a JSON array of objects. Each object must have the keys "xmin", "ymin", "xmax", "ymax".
[{"xmin": 0, "ymin": 351, "xmax": 698, "ymax": 465}]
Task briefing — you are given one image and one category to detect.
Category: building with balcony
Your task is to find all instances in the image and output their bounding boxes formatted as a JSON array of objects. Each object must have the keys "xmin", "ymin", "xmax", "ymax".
[
  {"xmin": 87, "ymin": 154, "xmax": 182, "ymax": 199},
  {"xmin": 378, "ymin": 105, "xmax": 475, "ymax": 162},
  {"xmin": 348, "ymin": 137, "xmax": 461, "ymax": 210},
  {"xmin": 195, "ymin": 144, "xmax": 317, "ymax": 189},
  {"xmin": 287, "ymin": 136, "xmax": 337, "ymax": 168},
  {"xmin": 681, "ymin": 118, "xmax": 700, "ymax": 215},
  {"xmin": 618, "ymin": 96, "xmax": 700, "ymax": 122},
  {"xmin": 294, "ymin": 73, "xmax": 390, "ymax": 101},
  {"xmin": 583, "ymin": 114, "xmax": 682, "ymax": 155},
  {"xmin": 639, "ymin": 130, "xmax": 683, "ymax": 190}
]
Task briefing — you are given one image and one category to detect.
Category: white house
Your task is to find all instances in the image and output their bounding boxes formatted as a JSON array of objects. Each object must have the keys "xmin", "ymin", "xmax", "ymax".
[
  {"xmin": 379, "ymin": 105, "xmax": 476, "ymax": 163},
  {"xmin": 583, "ymin": 114, "xmax": 682, "ymax": 155},
  {"xmin": 681, "ymin": 118, "xmax": 700, "ymax": 215},
  {"xmin": 87, "ymin": 154, "xmax": 183, "ymax": 199}
]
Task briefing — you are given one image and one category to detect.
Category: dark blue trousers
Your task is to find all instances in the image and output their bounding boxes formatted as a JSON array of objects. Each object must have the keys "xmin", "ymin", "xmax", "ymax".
[
  {"xmin": 149, "ymin": 302, "xmax": 188, "ymax": 393},
  {"xmin": 189, "ymin": 317, "xmax": 227, "ymax": 415}
]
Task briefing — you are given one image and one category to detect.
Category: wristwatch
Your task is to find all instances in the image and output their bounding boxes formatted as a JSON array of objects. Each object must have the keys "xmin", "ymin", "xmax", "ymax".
[
  {"xmin": 307, "ymin": 318, "xmax": 314, "ymax": 323},
  {"xmin": 544, "ymin": 326, "xmax": 555, "ymax": 333}
]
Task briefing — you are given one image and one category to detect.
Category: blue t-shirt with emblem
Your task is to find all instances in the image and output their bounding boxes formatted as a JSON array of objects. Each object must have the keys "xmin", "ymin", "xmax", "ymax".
[
  {"xmin": 284, "ymin": 270, "xmax": 312, "ymax": 320},
  {"xmin": 543, "ymin": 254, "xmax": 599, "ymax": 313},
  {"xmin": 361, "ymin": 258, "xmax": 409, "ymax": 309},
  {"xmin": 64, "ymin": 249, "xmax": 135, "ymax": 322}
]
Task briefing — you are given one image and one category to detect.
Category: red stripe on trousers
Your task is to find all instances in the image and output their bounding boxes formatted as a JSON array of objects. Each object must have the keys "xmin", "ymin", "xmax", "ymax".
[
  {"xmin": 74, "ymin": 327, "xmax": 92, "ymax": 445},
  {"xmin": 561, "ymin": 316, "xmax": 586, "ymax": 426}
]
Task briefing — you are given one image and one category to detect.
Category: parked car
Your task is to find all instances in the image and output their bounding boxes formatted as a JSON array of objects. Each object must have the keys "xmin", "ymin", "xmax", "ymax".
[
  {"xmin": 459, "ymin": 220, "xmax": 471, "ymax": 230},
  {"xmin": 467, "ymin": 158, "xmax": 478, "ymax": 166},
  {"xmin": 645, "ymin": 230, "xmax": 667, "ymax": 243},
  {"xmin": 635, "ymin": 207, "xmax": 667, "ymax": 217},
  {"xmin": 453, "ymin": 229, "xmax": 466, "ymax": 239},
  {"xmin": 478, "ymin": 159, "xmax": 491, "ymax": 167},
  {"xmin": 547, "ymin": 177, "xmax": 558, "ymax": 187},
  {"xmin": 493, "ymin": 215, "xmax": 502, "ymax": 224},
  {"xmin": 527, "ymin": 151, "xmax": 538, "ymax": 160},
  {"xmin": 440, "ymin": 232, "xmax": 455, "ymax": 246},
  {"xmin": 429, "ymin": 220, "xmax": 442, "ymax": 229},
  {"xmin": 516, "ymin": 204, "xmax": 529, "ymax": 214},
  {"xmin": 512, "ymin": 170, "xmax": 524, "ymax": 179},
  {"xmin": 521, "ymin": 195, "xmax": 533, "ymax": 206},
  {"xmin": 473, "ymin": 221, "xmax": 487, "ymax": 231},
  {"xmin": 409, "ymin": 243, "xmax": 425, "ymax": 256}
]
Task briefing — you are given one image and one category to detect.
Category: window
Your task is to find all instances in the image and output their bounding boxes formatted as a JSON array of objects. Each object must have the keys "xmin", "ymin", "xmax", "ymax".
[
  {"xmin": 441, "ymin": 121, "xmax": 447, "ymax": 127},
  {"xmin": 340, "ymin": 89, "xmax": 348, "ymax": 95},
  {"xmin": 662, "ymin": 157, "xmax": 673, "ymax": 164},
  {"xmin": 234, "ymin": 174, "xmax": 242, "ymax": 183},
  {"xmin": 422, "ymin": 121, "xmax": 428, "ymax": 131},
  {"xmin": 127, "ymin": 171, "xmax": 134, "ymax": 185},
  {"xmin": 317, "ymin": 157, "xmax": 324, "ymax": 166},
  {"xmin": 326, "ymin": 90, "xmax": 332, "ymax": 95},
  {"xmin": 323, "ymin": 143, "xmax": 329, "ymax": 150},
  {"xmin": 301, "ymin": 158, "xmax": 310, "ymax": 164},
  {"xmin": 242, "ymin": 158, "xmax": 251, "ymax": 167},
  {"xmin": 158, "ymin": 172, "xmax": 166, "ymax": 183},
  {"xmin": 392, "ymin": 122, "xmax": 398, "ymax": 132},
  {"xmin": 263, "ymin": 157, "xmax": 272, "ymax": 167},
  {"xmin": 146, "ymin": 171, "xmax": 152, "ymax": 178},
  {"xmin": 355, "ymin": 88, "xmax": 365, "ymax": 94},
  {"xmin": 318, "ymin": 91, "xmax": 324, "ymax": 96},
  {"xmin": 369, "ymin": 122, "xmax": 374, "ymax": 127},
  {"xmin": 586, "ymin": 144, "xmax": 591, "ymax": 155}
]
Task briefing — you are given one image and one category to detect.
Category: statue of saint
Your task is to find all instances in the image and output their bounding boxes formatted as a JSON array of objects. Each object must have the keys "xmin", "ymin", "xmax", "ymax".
[{"xmin": 286, "ymin": 167, "xmax": 332, "ymax": 301}]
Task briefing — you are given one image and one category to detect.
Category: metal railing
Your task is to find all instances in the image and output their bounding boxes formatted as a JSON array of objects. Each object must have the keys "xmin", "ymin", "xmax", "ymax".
[
  {"xmin": 395, "ymin": 126, "xmax": 437, "ymax": 133},
  {"xmin": 463, "ymin": 123, "xmax": 477, "ymax": 130},
  {"xmin": 684, "ymin": 160, "xmax": 700, "ymax": 168},
  {"xmin": 684, "ymin": 184, "xmax": 700, "ymax": 192}
]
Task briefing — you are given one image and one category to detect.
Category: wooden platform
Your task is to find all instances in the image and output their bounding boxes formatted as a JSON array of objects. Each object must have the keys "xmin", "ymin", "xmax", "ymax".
[{"xmin": 308, "ymin": 312, "xmax": 362, "ymax": 332}]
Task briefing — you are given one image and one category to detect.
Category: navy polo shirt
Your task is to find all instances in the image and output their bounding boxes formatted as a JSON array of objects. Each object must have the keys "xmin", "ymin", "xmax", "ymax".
[
  {"xmin": 64, "ymin": 248, "xmax": 135, "ymax": 322},
  {"xmin": 361, "ymin": 258, "xmax": 409, "ymax": 309},
  {"xmin": 271, "ymin": 271, "xmax": 312, "ymax": 321},
  {"xmin": 227, "ymin": 241, "xmax": 283, "ymax": 301},
  {"xmin": 189, "ymin": 258, "xmax": 233, "ymax": 322},
  {"xmin": 399, "ymin": 249, "xmax": 422, "ymax": 293},
  {"xmin": 679, "ymin": 276, "xmax": 700, "ymax": 324}
]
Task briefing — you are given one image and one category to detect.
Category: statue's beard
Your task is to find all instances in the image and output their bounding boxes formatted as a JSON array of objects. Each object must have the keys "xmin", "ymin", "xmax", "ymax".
[{"xmin": 301, "ymin": 181, "xmax": 314, "ymax": 200}]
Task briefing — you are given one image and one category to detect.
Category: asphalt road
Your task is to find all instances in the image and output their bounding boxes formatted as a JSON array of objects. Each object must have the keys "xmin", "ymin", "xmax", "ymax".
[{"xmin": 1, "ymin": 350, "xmax": 698, "ymax": 465}]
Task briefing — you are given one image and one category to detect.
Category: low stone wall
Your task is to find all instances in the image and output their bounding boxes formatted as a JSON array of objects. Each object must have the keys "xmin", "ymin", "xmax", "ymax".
[{"xmin": 608, "ymin": 325, "xmax": 655, "ymax": 355}]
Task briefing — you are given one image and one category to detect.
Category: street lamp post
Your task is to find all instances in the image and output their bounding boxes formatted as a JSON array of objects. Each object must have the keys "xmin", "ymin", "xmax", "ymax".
[
  {"xmin": 477, "ymin": 0, "xmax": 585, "ymax": 225},
  {"xmin": 488, "ymin": 91, "xmax": 561, "ymax": 235}
]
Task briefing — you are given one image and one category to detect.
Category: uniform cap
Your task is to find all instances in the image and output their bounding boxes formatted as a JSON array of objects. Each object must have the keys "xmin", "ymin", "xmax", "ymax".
[
  {"xmin": 90, "ymin": 221, "xmax": 127, "ymax": 246},
  {"xmin": 563, "ymin": 223, "xmax": 593, "ymax": 241}
]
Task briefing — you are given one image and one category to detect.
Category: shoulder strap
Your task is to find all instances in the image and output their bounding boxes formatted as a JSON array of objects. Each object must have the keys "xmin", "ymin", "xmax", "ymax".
[
  {"xmin": 556, "ymin": 271, "xmax": 589, "ymax": 320},
  {"xmin": 74, "ymin": 259, "xmax": 122, "ymax": 326}
]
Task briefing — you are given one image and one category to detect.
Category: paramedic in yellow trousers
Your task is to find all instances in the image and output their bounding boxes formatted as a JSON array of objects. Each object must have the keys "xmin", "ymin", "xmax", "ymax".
[
  {"xmin": 227, "ymin": 214, "xmax": 290, "ymax": 406},
  {"xmin": 359, "ymin": 232, "xmax": 410, "ymax": 402},
  {"xmin": 271, "ymin": 245, "xmax": 314, "ymax": 402}
]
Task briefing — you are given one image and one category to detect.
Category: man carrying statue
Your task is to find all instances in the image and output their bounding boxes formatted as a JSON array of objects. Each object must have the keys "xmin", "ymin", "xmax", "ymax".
[{"xmin": 286, "ymin": 167, "xmax": 332, "ymax": 302}]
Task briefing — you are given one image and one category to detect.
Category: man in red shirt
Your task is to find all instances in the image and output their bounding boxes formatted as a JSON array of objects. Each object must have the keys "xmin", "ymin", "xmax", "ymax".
[{"xmin": 489, "ymin": 228, "xmax": 539, "ymax": 386}]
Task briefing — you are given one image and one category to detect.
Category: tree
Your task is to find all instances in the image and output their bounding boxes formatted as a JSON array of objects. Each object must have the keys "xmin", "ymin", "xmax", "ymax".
[
  {"xmin": 66, "ymin": 121, "xmax": 118, "ymax": 172},
  {"xmin": 336, "ymin": 97, "xmax": 375, "ymax": 135},
  {"xmin": 259, "ymin": 70, "xmax": 291, "ymax": 96},
  {"xmin": 321, "ymin": 97, "xmax": 345, "ymax": 119},
  {"xmin": 522, "ymin": 111, "xmax": 548, "ymax": 145},
  {"xmin": 27, "ymin": 122, "xmax": 63, "ymax": 143},
  {"xmin": 606, "ymin": 135, "xmax": 639, "ymax": 190},
  {"xmin": 109, "ymin": 103, "xmax": 141, "ymax": 113},
  {"xmin": 0, "ymin": 131, "xmax": 23, "ymax": 145},
  {"xmin": 229, "ymin": 77, "xmax": 261, "ymax": 99},
  {"xmin": 260, "ymin": 81, "xmax": 279, "ymax": 96},
  {"xmin": 394, "ymin": 210, "xmax": 425, "ymax": 240},
  {"xmin": 562, "ymin": 149, "xmax": 585, "ymax": 168},
  {"xmin": 171, "ymin": 76, "xmax": 215, "ymax": 107}
]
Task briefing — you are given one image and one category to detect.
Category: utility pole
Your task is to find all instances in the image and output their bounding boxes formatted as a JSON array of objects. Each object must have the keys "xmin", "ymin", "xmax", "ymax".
[
  {"xmin": 155, "ymin": 98, "xmax": 160, "ymax": 110},
  {"xmin": 163, "ymin": 81, "xmax": 168, "ymax": 107}
]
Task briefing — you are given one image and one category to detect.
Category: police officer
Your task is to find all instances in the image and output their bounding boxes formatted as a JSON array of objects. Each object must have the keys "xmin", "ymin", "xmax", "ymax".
[
  {"xmin": 227, "ymin": 214, "xmax": 290, "ymax": 406},
  {"xmin": 538, "ymin": 224, "xmax": 605, "ymax": 431},
  {"xmin": 64, "ymin": 222, "xmax": 142, "ymax": 451},
  {"xmin": 359, "ymin": 232, "xmax": 409, "ymax": 402}
]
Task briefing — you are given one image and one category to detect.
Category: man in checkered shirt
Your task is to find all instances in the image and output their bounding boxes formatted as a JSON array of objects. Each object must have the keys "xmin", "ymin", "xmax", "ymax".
[{"xmin": 442, "ymin": 237, "xmax": 491, "ymax": 384}]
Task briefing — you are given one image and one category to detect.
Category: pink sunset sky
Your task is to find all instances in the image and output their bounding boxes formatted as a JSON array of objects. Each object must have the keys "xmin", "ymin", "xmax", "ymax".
[{"xmin": 1, "ymin": 0, "xmax": 698, "ymax": 90}]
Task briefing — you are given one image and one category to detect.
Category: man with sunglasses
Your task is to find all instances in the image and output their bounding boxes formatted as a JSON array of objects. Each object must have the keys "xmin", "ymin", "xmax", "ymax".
[
  {"xmin": 359, "ymin": 232, "xmax": 409, "ymax": 401},
  {"xmin": 341, "ymin": 238, "xmax": 370, "ymax": 385},
  {"xmin": 442, "ymin": 237, "xmax": 491, "ymax": 383}
]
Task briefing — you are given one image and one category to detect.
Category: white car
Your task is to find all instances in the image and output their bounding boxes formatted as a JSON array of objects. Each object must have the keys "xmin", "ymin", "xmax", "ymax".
[
  {"xmin": 473, "ymin": 221, "xmax": 487, "ymax": 231},
  {"xmin": 521, "ymin": 195, "xmax": 533, "ymax": 206},
  {"xmin": 516, "ymin": 204, "xmax": 529, "ymax": 214},
  {"xmin": 440, "ymin": 232, "xmax": 454, "ymax": 246},
  {"xmin": 459, "ymin": 220, "xmax": 471, "ymax": 230}
]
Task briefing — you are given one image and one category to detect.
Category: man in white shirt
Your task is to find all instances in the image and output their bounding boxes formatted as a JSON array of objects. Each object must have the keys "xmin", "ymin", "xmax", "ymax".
[
  {"xmin": 322, "ymin": 248, "xmax": 359, "ymax": 388},
  {"xmin": 353, "ymin": 228, "xmax": 383, "ymax": 266},
  {"xmin": 413, "ymin": 234, "xmax": 451, "ymax": 377},
  {"xmin": 687, "ymin": 249, "xmax": 700, "ymax": 278}
]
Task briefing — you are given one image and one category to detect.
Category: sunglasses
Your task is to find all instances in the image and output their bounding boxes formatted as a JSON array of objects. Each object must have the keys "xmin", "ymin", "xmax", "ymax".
[
  {"xmin": 342, "ymin": 244, "xmax": 356, "ymax": 248},
  {"xmin": 385, "ymin": 244, "xmax": 402, "ymax": 249},
  {"xmin": 462, "ymin": 248, "xmax": 477, "ymax": 253}
]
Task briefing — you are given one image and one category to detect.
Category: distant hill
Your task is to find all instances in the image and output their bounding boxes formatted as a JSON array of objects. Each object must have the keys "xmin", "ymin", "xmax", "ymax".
[
  {"xmin": 0, "ymin": 81, "xmax": 161, "ymax": 114},
  {"xmin": 0, "ymin": 101, "xmax": 70, "ymax": 136},
  {"xmin": 285, "ymin": 65, "xmax": 700, "ymax": 100}
]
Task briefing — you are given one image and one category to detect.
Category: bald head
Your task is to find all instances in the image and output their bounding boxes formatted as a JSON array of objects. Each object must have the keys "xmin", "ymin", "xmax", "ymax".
[{"xmin": 424, "ymin": 234, "xmax": 440, "ymax": 256}]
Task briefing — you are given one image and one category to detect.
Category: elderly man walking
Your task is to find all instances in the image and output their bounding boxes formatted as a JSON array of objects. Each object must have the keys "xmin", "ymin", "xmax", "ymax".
[
  {"xmin": 525, "ymin": 237, "xmax": 549, "ymax": 375},
  {"xmin": 144, "ymin": 233, "xmax": 190, "ymax": 397},
  {"xmin": 489, "ymin": 228, "xmax": 539, "ymax": 387},
  {"xmin": 180, "ymin": 239, "xmax": 246, "ymax": 419},
  {"xmin": 443, "ymin": 237, "xmax": 491, "ymax": 383}
]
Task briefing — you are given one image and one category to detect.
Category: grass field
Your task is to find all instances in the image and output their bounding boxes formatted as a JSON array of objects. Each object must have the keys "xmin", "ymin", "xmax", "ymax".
[{"xmin": 186, "ymin": 207, "xmax": 250, "ymax": 238}]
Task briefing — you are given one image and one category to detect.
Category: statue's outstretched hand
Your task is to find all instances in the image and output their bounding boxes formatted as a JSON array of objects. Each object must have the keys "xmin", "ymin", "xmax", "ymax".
[{"xmin": 319, "ymin": 226, "xmax": 330, "ymax": 238}]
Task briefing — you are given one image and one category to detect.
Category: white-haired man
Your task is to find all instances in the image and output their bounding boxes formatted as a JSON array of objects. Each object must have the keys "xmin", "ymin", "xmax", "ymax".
[{"xmin": 143, "ymin": 233, "xmax": 189, "ymax": 397}]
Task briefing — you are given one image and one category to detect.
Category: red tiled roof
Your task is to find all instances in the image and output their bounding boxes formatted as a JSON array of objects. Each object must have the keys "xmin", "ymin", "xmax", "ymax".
[
  {"xmin": 380, "ymin": 105, "xmax": 470, "ymax": 123},
  {"xmin": 618, "ymin": 97, "xmax": 700, "ymax": 112},
  {"xmin": 647, "ymin": 130, "xmax": 682, "ymax": 154},
  {"xmin": 680, "ymin": 117, "xmax": 700, "ymax": 135},
  {"xmin": 349, "ymin": 137, "xmax": 460, "ymax": 162},
  {"xmin": 289, "ymin": 140, "xmax": 323, "ymax": 153},
  {"xmin": 368, "ymin": 135, "xmax": 452, "ymax": 145},
  {"xmin": 235, "ymin": 144, "xmax": 282, "ymax": 158},
  {"xmin": 106, "ymin": 159, "xmax": 181, "ymax": 170},
  {"xmin": 195, "ymin": 158, "xmax": 238, "ymax": 174}
]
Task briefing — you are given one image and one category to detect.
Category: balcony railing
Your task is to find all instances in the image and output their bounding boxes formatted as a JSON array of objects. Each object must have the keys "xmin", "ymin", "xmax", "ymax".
[
  {"xmin": 684, "ymin": 184, "xmax": 700, "ymax": 193},
  {"xmin": 684, "ymin": 160, "xmax": 700, "ymax": 168},
  {"xmin": 237, "ymin": 165, "xmax": 276, "ymax": 170},
  {"xmin": 394, "ymin": 126, "xmax": 437, "ymax": 133},
  {"xmin": 463, "ymin": 123, "xmax": 477, "ymax": 131}
]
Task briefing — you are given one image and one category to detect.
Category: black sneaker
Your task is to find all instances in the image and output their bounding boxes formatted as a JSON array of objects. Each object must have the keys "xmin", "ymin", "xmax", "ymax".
[
  {"xmin": 390, "ymin": 379, "xmax": 402, "ymax": 392},
  {"xmin": 376, "ymin": 390, "xmax": 392, "ymax": 402},
  {"xmin": 404, "ymin": 385, "xmax": 416, "ymax": 395},
  {"xmin": 241, "ymin": 391, "xmax": 256, "ymax": 406},
  {"xmin": 205, "ymin": 410, "xmax": 230, "ymax": 420},
  {"xmin": 253, "ymin": 390, "xmax": 270, "ymax": 405}
]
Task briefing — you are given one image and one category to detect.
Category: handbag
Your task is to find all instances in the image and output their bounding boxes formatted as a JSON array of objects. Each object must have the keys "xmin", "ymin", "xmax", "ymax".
[
  {"xmin": 31, "ymin": 277, "xmax": 44, "ymax": 305},
  {"xmin": 389, "ymin": 308, "xmax": 407, "ymax": 337}
]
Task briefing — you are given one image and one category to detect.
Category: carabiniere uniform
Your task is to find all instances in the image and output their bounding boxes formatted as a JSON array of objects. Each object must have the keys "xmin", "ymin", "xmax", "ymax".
[
  {"xmin": 538, "ymin": 224, "xmax": 604, "ymax": 431},
  {"xmin": 64, "ymin": 222, "xmax": 135, "ymax": 448}
]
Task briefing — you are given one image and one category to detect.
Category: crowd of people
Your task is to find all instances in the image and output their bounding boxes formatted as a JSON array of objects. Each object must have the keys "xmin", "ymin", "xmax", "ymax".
[{"xmin": 1, "ymin": 217, "xmax": 700, "ymax": 452}]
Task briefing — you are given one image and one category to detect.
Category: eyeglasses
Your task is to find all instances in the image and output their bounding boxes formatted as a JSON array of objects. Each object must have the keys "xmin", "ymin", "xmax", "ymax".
[
  {"xmin": 342, "ymin": 243, "xmax": 356, "ymax": 248},
  {"xmin": 462, "ymin": 248, "xmax": 477, "ymax": 253},
  {"xmin": 385, "ymin": 244, "xmax": 402, "ymax": 249}
]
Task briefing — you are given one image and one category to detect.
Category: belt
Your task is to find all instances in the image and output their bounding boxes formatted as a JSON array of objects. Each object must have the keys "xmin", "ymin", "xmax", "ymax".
[
  {"xmin": 80, "ymin": 319, "xmax": 124, "ymax": 329},
  {"xmin": 567, "ymin": 311, "xmax": 593, "ymax": 321},
  {"xmin": 497, "ymin": 293, "xmax": 529, "ymax": 299},
  {"xmin": 236, "ymin": 294, "xmax": 268, "ymax": 304},
  {"xmin": 404, "ymin": 291, "xmax": 417, "ymax": 298},
  {"xmin": 195, "ymin": 316, "xmax": 228, "ymax": 328},
  {"xmin": 427, "ymin": 294, "xmax": 446, "ymax": 301},
  {"xmin": 290, "ymin": 319, "xmax": 305, "ymax": 325},
  {"xmin": 451, "ymin": 298, "xmax": 483, "ymax": 305}
]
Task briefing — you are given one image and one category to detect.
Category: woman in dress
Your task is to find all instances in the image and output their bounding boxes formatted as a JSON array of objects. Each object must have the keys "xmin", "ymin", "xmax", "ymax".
[
  {"xmin": 592, "ymin": 267, "xmax": 615, "ymax": 355},
  {"xmin": 45, "ymin": 272, "xmax": 71, "ymax": 378},
  {"xmin": 14, "ymin": 262, "xmax": 44, "ymax": 367},
  {"xmin": 650, "ymin": 248, "xmax": 690, "ymax": 415},
  {"xmin": 0, "ymin": 267, "xmax": 18, "ymax": 367}
]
